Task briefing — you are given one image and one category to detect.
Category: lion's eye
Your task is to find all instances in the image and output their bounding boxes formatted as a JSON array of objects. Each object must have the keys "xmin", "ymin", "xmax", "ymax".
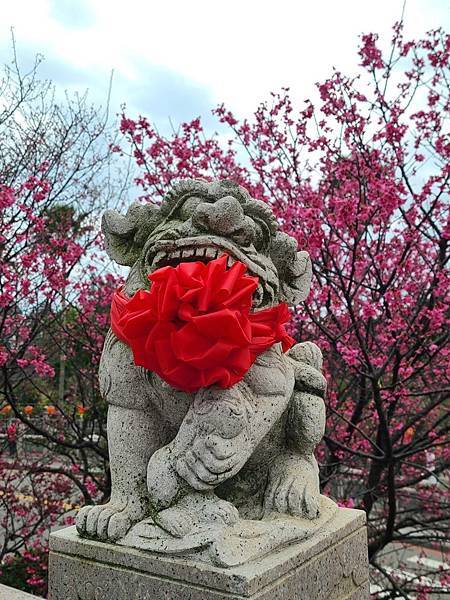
[{"xmin": 178, "ymin": 196, "xmax": 203, "ymax": 220}]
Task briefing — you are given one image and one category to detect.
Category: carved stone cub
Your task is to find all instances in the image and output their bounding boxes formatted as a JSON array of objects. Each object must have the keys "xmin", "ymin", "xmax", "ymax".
[{"xmin": 76, "ymin": 179, "xmax": 326, "ymax": 545}]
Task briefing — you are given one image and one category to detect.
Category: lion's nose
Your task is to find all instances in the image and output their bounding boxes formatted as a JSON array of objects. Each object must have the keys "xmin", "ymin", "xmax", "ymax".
[{"xmin": 192, "ymin": 196, "xmax": 255, "ymax": 245}]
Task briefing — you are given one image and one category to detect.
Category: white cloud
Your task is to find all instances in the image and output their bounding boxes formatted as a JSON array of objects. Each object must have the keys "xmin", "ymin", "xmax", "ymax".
[{"xmin": 2, "ymin": 0, "xmax": 449, "ymax": 121}]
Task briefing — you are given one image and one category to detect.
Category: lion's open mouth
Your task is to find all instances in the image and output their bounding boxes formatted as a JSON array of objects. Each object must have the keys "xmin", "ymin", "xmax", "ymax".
[
  {"xmin": 143, "ymin": 236, "xmax": 272, "ymax": 308},
  {"xmin": 152, "ymin": 245, "xmax": 232, "ymax": 268}
]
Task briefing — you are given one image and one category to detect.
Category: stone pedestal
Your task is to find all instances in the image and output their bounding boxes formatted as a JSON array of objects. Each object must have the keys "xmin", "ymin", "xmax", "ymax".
[{"xmin": 48, "ymin": 508, "xmax": 369, "ymax": 600}]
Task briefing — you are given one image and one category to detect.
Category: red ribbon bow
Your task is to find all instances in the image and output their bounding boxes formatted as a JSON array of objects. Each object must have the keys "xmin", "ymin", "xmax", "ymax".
[{"xmin": 111, "ymin": 254, "xmax": 294, "ymax": 392}]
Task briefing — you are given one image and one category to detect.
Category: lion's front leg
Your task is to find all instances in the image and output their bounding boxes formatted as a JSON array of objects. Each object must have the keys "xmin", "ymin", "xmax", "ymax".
[
  {"xmin": 172, "ymin": 384, "xmax": 254, "ymax": 492},
  {"xmin": 264, "ymin": 342, "xmax": 326, "ymax": 519},
  {"xmin": 147, "ymin": 345, "xmax": 294, "ymax": 510},
  {"xmin": 77, "ymin": 404, "xmax": 161, "ymax": 541}
]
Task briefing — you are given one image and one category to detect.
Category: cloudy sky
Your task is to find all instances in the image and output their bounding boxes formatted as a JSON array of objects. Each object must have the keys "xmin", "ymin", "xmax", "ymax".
[{"xmin": 1, "ymin": 0, "xmax": 449, "ymax": 132}]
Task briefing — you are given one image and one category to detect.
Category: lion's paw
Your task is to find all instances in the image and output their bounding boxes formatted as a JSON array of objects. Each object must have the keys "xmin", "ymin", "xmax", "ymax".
[
  {"xmin": 264, "ymin": 454, "xmax": 320, "ymax": 519},
  {"xmin": 156, "ymin": 492, "xmax": 239, "ymax": 538},
  {"xmin": 76, "ymin": 500, "xmax": 144, "ymax": 541},
  {"xmin": 200, "ymin": 496, "xmax": 239, "ymax": 525},
  {"xmin": 156, "ymin": 506, "xmax": 195, "ymax": 538}
]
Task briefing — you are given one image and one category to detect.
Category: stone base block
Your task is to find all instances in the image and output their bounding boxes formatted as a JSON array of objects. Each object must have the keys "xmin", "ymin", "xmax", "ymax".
[{"xmin": 48, "ymin": 508, "xmax": 369, "ymax": 600}]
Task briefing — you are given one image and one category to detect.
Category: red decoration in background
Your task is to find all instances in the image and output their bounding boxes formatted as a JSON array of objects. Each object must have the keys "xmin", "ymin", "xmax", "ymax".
[{"xmin": 111, "ymin": 254, "xmax": 294, "ymax": 392}]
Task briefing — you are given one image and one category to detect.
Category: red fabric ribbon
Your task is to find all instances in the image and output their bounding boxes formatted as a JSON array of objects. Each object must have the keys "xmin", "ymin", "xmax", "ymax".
[{"xmin": 110, "ymin": 254, "xmax": 294, "ymax": 392}]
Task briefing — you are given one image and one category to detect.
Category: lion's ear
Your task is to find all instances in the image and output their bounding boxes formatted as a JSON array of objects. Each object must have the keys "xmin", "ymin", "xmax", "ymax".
[
  {"xmin": 271, "ymin": 232, "xmax": 312, "ymax": 305},
  {"xmin": 102, "ymin": 202, "xmax": 160, "ymax": 266},
  {"xmin": 280, "ymin": 250, "xmax": 312, "ymax": 305}
]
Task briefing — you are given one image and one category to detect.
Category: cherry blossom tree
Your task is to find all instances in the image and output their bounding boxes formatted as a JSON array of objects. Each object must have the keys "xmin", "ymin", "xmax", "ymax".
[{"xmin": 0, "ymin": 45, "xmax": 124, "ymax": 596}]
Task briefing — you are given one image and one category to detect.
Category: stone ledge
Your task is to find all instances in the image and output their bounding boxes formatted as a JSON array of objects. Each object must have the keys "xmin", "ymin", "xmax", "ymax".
[
  {"xmin": 48, "ymin": 507, "xmax": 369, "ymax": 600},
  {"xmin": 0, "ymin": 583, "xmax": 41, "ymax": 599}
]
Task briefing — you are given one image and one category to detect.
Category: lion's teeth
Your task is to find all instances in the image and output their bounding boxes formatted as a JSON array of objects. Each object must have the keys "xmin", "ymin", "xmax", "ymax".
[
  {"xmin": 182, "ymin": 248, "xmax": 194, "ymax": 258},
  {"xmin": 171, "ymin": 250, "xmax": 181, "ymax": 259},
  {"xmin": 205, "ymin": 248, "xmax": 215, "ymax": 258},
  {"xmin": 227, "ymin": 256, "xmax": 236, "ymax": 267},
  {"xmin": 195, "ymin": 248, "xmax": 206, "ymax": 257},
  {"xmin": 153, "ymin": 251, "xmax": 166, "ymax": 265}
]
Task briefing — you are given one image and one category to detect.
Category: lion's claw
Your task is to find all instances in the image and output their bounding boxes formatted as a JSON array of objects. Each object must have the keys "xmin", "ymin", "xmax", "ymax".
[{"xmin": 76, "ymin": 500, "xmax": 143, "ymax": 541}]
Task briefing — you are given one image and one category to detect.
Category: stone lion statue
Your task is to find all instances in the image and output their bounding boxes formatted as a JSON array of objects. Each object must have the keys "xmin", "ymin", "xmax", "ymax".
[{"xmin": 76, "ymin": 179, "xmax": 332, "ymax": 567}]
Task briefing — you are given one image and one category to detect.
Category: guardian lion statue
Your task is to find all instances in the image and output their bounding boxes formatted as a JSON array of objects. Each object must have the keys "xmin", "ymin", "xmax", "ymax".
[{"xmin": 76, "ymin": 179, "xmax": 333, "ymax": 567}]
